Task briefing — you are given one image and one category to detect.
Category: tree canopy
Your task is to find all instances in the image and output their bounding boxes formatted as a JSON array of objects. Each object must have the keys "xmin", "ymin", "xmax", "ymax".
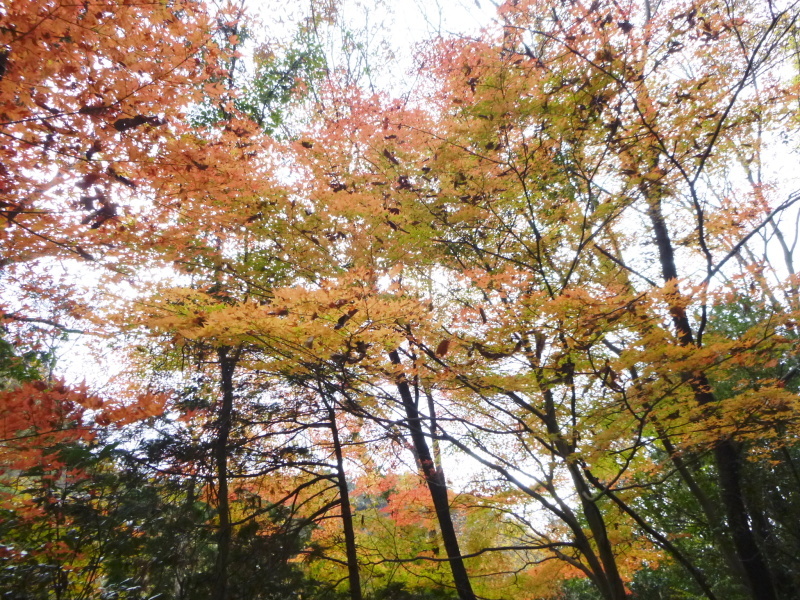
[{"xmin": 2, "ymin": 1, "xmax": 800, "ymax": 600}]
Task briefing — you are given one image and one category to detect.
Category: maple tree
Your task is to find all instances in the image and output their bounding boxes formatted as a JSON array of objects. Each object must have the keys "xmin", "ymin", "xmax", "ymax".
[
  {"xmin": 123, "ymin": 0, "xmax": 800, "ymax": 596},
  {"xmin": 4, "ymin": 0, "xmax": 800, "ymax": 599},
  {"xmin": 0, "ymin": 2, "xmax": 293, "ymax": 598},
  {"xmin": 1, "ymin": 0, "xmax": 218, "ymax": 258},
  {"xmin": 271, "ymin": 0, "xmax": 800, "ymax": 598}
]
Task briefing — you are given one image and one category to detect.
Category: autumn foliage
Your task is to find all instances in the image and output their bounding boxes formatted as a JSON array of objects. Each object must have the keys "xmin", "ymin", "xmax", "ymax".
[{"xmin": 2, "ymin": 1, "xmax": 800, "ymax": 600}]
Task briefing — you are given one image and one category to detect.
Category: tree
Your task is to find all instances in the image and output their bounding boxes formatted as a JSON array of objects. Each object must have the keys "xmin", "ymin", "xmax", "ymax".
[
  {"xmin": 273, "ymin": 0, "xmax": 800, "ymax": 597},
  {"xmin": 0, "ymin": 0, "xmax": 227, "ymax": 260},
  {"xmin": 0, "ymin": 3, "xmax": 325, "ymax": 599},
  {"xmin": 5, "ymin": 0, "xmax": 800, "ymax": 599}
]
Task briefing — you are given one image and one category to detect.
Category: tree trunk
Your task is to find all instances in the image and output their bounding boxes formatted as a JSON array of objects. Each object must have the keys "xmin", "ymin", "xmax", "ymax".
[
  {"xmin": 389, "ymin": 350, "xmax": 477, "ymax": 600},
  {"xmin": 212, "ymin": 346, "xmax": 239, "ymax": 600},
  {"xmin": 325, "ymin": 397, "xmax": 363, "ymax": 600},
  {"xmin": 657, "ymin": 431, "xmax": 746, "ymax": 590},
  {"xmin": 647, "ymin": 195, "xmax": 779, "ymax": 600},
  {"xmin": 541, "ymin": 385, "xmax": 629, "ymax": 600}
]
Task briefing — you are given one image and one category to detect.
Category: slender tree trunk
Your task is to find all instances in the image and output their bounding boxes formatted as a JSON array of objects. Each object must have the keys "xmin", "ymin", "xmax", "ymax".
[
  {"xmin": 325, "ymin": 397, "xmax": 363, "ymax": 600},
  {"xmin": 566, "ymin": 465, "xmax": 629, "ymax": 600},
  {"xmin": 425, "ymin": 387, "xmax": 444, "ymax": 473},
  {"xmin": 541, "ymin": 385, "xmax": 629, "ymax": 600},
  {"xmin": 589, "ymin": 480, "xmax": 719, "ymax": 600},
  {"xmin": 424, "ymin": 386, "xmax": 445, "ymax": 558},
  {"xmin": 212, "ymin": 346, "xmax": 239, "ymax": 600},
  {"xmin": 389, "ymin": 350, "xmax": 476, "ymax": 600},
  {"xmin": 647, "ymin": 195, "xmax": 779, "ymax": 600},
  {"xmin": 657, "ymin": 431, "xmax": 746, "ymax": 589}
]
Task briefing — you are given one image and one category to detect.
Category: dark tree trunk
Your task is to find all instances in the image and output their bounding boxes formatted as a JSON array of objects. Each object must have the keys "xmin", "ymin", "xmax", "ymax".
[
  {"xmin": 540, "ymin": 385, "xmax": 629, "ymax": 600},
  {"xmin": 647, "ymin": 196, "xmax": 779, "ymax": 600},
  {"xmin": 389, "ymin": 350, "xmax": 476, "ymax": 600},
  {"xmin": 325, "ymin": 398, "xmax": 363, "ymax": 600},
  {"xmin": 575, "ymin": 481, "xmax": 629, "ymax": 600},
  {"xmin": 212, "ymin": 346, "xmax": 239, "ymax": 600},
  {"xmin": 657, "ymin": 431, "xmax": 746, "ymax": 589}
]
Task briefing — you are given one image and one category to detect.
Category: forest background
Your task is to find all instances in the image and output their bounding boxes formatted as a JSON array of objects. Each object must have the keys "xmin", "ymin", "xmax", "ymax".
[{"xmin": 2, "ymin": 1, "xmax": 800, "ymax": 599}]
